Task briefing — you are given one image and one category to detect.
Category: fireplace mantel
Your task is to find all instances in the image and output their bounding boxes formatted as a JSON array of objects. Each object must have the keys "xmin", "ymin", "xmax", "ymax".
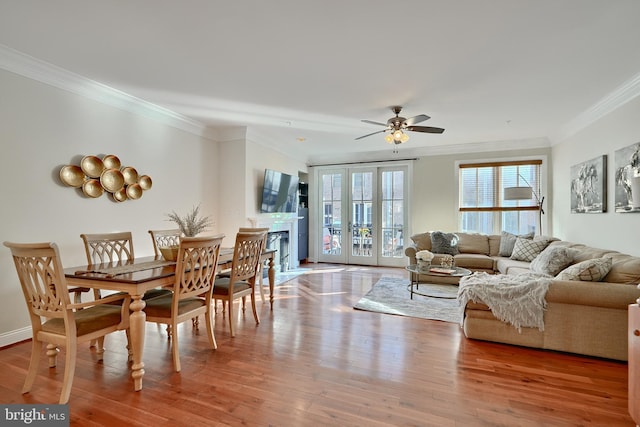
[{"xmin": 248, "ymin": 213, "xmax": 300, "ymax": 270}]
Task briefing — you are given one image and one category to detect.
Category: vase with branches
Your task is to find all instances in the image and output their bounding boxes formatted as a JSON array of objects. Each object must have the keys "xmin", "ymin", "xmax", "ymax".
[{"xmin": 166, "ymin": 204, "xmax": 213, "ymax": 237}]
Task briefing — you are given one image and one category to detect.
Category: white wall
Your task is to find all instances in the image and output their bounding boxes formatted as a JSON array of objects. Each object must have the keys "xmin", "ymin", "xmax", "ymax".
[
  {"xmin": 551, "ymin": 95, "xmax": 640, "ymax": 256},
  {"xmin": 0, "ymin": 69, "xmax": 220, "ymax": 342}
]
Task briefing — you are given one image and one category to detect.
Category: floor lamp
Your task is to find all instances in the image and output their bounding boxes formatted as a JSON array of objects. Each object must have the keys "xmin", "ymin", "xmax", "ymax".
[{"xmin": 504, "ymin": 184, "xmax": 545, "ymax": 236}]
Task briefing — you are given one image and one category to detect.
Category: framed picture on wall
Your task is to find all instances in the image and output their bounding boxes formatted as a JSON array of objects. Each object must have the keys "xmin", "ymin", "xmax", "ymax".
[
  {"xmin": 570, "ymin": 155, "xmax": 607, "ymax": 213},
  {"xmin": 614, "ymin": 142, "xmax": 640, "ymax": 213}
]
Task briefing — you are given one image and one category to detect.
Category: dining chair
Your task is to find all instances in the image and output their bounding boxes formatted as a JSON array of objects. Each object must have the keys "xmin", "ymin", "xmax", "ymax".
[
  {"xmin": 213, "ymin": 230, "xmax": 267, "ymax": 337},
  {"xmin": 81, "ymin": 231, "xmax": 171, "ymax": 345},
  {"xmin": 80, "ymin": 231, "xmax": 170, "ymax": 300},
  {"xmin": 148, "ymin": 228, "xmax": 181, "ymax": 257},
  {"xmin": 3, "ymin": 241, "xmax": 130, "ymax": 404},
  {"xmin": 67, "ymin": 231, "xmax": 134, "ymax": 305},
  {"xmin": 216, "ymin": 227, "xmax": 269, "ymax": 308},
  {"xmin": 143, "ymin": 235, "xmax": 224, "ymax": 372},
  {"xmin": 76, "ymin": 232, "xmax": 136, "ymax": 304}
]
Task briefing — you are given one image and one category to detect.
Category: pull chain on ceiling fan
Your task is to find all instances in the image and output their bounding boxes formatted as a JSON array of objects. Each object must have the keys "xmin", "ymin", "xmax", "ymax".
[{"xmin": 355, "ymin": 106, "xmax": 445, "ymax": 145}]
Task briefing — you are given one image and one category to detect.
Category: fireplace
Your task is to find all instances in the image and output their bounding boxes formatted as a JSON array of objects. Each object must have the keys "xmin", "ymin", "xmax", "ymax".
[
  {"xmin": 266, "ymin": 231, "xmax": 289, "ymax": 273},
  {"xmin": 249, "ymin": 214, "xmax": 299, "ymax": 272}
]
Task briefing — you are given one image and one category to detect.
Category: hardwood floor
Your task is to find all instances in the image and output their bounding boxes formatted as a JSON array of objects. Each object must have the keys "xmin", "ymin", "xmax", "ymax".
[{"xmin": 0, "ymin": 264, "xmax": 633, "ymax": 426}]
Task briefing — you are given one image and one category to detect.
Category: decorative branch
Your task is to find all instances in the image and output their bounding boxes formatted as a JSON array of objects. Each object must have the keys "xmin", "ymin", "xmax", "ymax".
[{"xmin": 166, "ymin": 204, "xmax": 212, "ymax": 237}]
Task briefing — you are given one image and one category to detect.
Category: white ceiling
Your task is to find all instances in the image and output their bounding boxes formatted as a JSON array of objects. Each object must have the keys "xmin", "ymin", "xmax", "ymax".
[{"xmin": 2, "ymin": 0, "xmax": 640, "ymax": 164}]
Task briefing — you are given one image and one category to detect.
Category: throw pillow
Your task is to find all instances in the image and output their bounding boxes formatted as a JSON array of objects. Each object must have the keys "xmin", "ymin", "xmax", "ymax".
[
  {"xmin": 510, "ymin": 237, "xmax": 550, "ymax": 262},
  {"xmin": 430, "ymin": 231, "xmax": 459, "ymax": 255},
  {"xmin": 499, "ymin": 231, "xmax": 534, "ymax": 257},
  {"xmin": 556, "ymin": 257, "xmax": 613, "ymax": 282},
  {"xmin": 530, "ymin": 246, "xmax": 579, "ymax": 276}
]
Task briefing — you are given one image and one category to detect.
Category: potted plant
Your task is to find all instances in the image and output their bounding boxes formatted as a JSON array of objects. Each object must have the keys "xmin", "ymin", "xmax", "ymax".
[
  {"xmin": 416, "ymin": 250, "xmax": 434, "ymax": 271},
  {"xmin": 161, "ymin": 204, "xmax": 213, "ymax": 261}
]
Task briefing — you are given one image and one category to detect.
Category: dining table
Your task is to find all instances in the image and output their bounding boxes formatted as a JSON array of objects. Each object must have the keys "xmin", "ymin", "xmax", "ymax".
[{"xmin": 64, "ymin": 247, "xmax": 276, "ymax": 392}]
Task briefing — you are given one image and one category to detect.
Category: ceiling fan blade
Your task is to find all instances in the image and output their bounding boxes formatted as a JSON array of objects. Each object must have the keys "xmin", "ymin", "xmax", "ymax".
[
  {"xmin": 406, "ymin": 126, "xmax": 445, "ymax": 134},
  {"xmin": 403, "ymin": 114, "xmax": 430, "ymax": 126},
  {"xmin": 355, "ymin": 129, "xmax": 387, "ymax": 140},
  {"xmin": 361, "ymin": 119, "xmax": 389, "ymax": 127}
]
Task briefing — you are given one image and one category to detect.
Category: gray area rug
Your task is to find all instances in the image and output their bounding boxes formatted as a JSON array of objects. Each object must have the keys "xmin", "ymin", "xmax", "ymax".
[{"xmin": 353, "ymin": 276, "xmax": 462, "ymax": 323}]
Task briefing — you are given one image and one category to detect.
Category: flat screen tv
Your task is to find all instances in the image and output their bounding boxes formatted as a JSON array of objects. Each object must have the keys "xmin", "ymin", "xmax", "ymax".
[{"xmin": 260, "ymin": 169, "xmax": 299, "ymax": 213}]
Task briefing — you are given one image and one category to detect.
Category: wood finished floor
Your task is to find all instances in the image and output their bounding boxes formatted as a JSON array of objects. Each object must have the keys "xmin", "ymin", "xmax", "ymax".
[{"xmin": 0, "ymin": 264, "xmax": 633, "ymax": 426}]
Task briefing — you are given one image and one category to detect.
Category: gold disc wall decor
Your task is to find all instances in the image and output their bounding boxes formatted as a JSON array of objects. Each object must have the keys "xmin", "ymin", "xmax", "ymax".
[
  {"xmin": 102, "ymin": 154, "xmax": 121, "ymax": 170},
  {"xmin": 82, "ymin": 179, "xmax": 104, "ymax": 198},
  {"xmin": 121, "ymin": 166, "xmax": 138, "ymax": 185},
  {"xmin": 126, "ymin": 183, "xmax": 143, "ymax": 200},
  {"xmin": 59, "ymin": 165, "xmax": 85, "ymax": 188},
  {"xmin": 80, "ymin": 155, "xmax": 104, "ymax": 178},
  {"xmin": 100, "ymin": 168, "xmax": 125, "ymax": 193},
  {"xmin": 138, "ymin": 175, "xmax": 152, "ymax": 190},
  {"xmin": 112, "ymin": 188, "xmax": 128, "ymax": 202},
  {"xmin": 59, "ymin": 154, "xmax": 152, "ymax": 202}
]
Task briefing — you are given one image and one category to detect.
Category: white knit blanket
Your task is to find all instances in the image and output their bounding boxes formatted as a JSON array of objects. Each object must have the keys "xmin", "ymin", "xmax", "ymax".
[{"xmin": 458, "ymin": 272, "xmax": 552, "ymax": 331}]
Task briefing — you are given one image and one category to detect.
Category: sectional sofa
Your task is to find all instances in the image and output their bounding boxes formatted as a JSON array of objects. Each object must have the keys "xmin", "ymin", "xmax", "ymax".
[{"xmin": 405, "ymin": 231, "xmax": 640, "ymax": 360}]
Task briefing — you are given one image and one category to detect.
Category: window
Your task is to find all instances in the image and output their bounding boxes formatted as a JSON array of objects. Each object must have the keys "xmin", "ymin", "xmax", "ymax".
[{"xmin": 459, "ymin": 160, "xmax": 542, "ymax": 235}]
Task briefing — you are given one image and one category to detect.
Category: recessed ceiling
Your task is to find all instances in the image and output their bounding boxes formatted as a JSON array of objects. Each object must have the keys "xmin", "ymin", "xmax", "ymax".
[{"xmin": 1, "ymin": 0, "xmax": 640, "ymax": 164}]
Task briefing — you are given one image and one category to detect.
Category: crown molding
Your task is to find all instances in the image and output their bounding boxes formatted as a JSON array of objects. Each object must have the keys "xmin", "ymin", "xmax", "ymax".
[
  {"xmin": 552, "ymin": 71, "xmax": 640, "ymax": 143},
  {"xmin": 0, "ymin": 44, "xmax": 217, "ymax": 140}
]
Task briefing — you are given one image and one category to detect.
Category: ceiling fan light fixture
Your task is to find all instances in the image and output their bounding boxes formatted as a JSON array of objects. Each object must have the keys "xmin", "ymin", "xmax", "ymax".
[{"xmin": 385, "ymin": 134, "xmax": 394, "ymax": 144}]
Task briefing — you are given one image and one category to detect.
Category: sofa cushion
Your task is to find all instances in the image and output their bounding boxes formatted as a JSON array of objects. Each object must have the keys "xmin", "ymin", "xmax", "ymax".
[
  {"xmin": 510, "ymin": 237, "xmax": 550, "ymax": 262},
  {"xmin": 530, "ymin": 245, "xmax": 579, "ymax": 276},
  {"xmin": 603, "ymin": 254, "xmax": 640, "ymax": 284},
  {"xmin": 495, "ymin": 257, "xmax": 531, "ymax": 275},
  {"xmin": 453, "ymin": 253, "xmax": 495, "ymax": 270},
  {"xmin": 430, "ymin": 231, "xmax": 459, "ymax": 255},
  {"xmin": 556, "ymin": 257, "xmax": 612, "ymax": 282},
  {"xmin": 457, "ymin": 233, "xmax": 490, "ymax": 255},
  {"xmin": 410, "ymin": 232, "xmax": 432, "ymax": 251},
  {"xmin": 499, "ymin": 231, "xmax": 534, "ymax": 257},
  {"xmin": 488, "ymin": 235, "xmax": 502, "ymax": 257}
]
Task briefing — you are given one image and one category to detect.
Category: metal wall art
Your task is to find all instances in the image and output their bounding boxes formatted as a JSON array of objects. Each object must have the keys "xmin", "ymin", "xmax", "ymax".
[
  {"xmin": 59, "ymin": 155, "xmax": 152, "ymax": 202},
  {"xmin": 570, "ymin": 155, "xmax": 607, "ymax": 213},
  {"xmin": 614, "ymin": 142, "xmax": 640, "ymax": 212}
]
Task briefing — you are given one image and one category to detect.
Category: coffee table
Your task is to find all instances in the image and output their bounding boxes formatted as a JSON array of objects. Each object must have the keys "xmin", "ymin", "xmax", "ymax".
[{"xmin": 405, "ymin": 264, "xmax": 472, "ymax": 299}]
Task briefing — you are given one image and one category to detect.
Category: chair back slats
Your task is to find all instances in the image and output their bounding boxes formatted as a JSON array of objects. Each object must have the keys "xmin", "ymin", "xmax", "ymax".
[
  {"xmin": 6, "ymin": 242, "xmax": 69, "ymax": 318},
  {"xmin": 229, "ymin": 231, "xmax": 267, "ymax": 283},
  {"xmin": 80, "ymin": 232, "xmax": 134, "ymax": 265},
  {"xmin": 148, "ymin": 229, "xmax": 181, "ymax": 257},
  {"xmin": 174, "ymin": 235, "xmax": 224, "ymax": 300}
]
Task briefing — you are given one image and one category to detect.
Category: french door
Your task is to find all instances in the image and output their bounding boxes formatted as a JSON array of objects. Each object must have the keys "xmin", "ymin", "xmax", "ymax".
[{"xmin": 316, "ymin": 164, "xmax": 408, "ymax": 267}]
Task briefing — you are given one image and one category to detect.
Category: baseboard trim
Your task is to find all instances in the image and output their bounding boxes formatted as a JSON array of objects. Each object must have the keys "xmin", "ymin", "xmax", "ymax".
[{"xmin": 0, "ymin": 327, "xmax": 31, "ymax": 348}]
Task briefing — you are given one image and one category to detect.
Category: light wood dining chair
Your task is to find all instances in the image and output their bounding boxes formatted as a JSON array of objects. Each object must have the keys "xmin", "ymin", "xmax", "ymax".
[
  {"xmin": 78, "ymin": 231, "xmax": 136, "ymax": 303},
  {"xmin": 66, "ymin": 231, "xmax": 135, "ymax": 305},
  {"xmin": 148, "ymin": 228, "xmax": 181, "ymax": 257},
  {"xmin": 4, "ymin": 241, "xmax": 130, "ymax": 404},
  {"xmin": 216, "ymin": 227, "xmax": 269, "ymax": 308},
  {"xmin": 143, "ymin": 235, "xmax": 224, "ymax": 372},
  {"xmin": 81, "ymin": 231, "xmax": 171, "ymax": 346},
  {"xmin": 213, "ymin": 230, "xmax": 267, "ymax": 337},
  {"xmin": 80, "ymin": 231, "xmax": 170, "ymax": 300}
]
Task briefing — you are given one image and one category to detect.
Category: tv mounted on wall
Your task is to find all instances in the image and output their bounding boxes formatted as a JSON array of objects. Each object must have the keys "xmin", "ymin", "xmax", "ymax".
[{"xmin": 260, "ymin": 169, "xmax": 299, "ymax": 213}]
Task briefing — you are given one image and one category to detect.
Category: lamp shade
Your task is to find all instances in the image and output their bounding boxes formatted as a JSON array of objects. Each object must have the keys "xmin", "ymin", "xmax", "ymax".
[{"xmin": 504, "ymin": 186, "xmax": 533, "ymax": 200}]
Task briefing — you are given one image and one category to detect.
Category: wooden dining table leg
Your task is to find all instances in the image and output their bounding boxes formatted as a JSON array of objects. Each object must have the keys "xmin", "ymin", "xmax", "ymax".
[
  {"xmin": 128, "ymin": 294, "xmax": 146, "ymax": 391},
  {"xmin": 268, "ymin": 256, "xmax": 275, "ymax": 310}
]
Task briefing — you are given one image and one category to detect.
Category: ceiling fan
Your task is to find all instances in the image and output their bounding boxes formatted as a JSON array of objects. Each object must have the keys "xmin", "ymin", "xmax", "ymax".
[{"xmin": 355, "ymin": 106, "xmax": 445, "ymax": 145}]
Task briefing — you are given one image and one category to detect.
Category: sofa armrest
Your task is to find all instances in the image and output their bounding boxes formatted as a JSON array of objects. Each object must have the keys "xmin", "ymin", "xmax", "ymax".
[
  {"xmin": 405, "ymin": 244, "xmax": 417, "ymax": 264},
  {"xmin": 546, "ymin": 280, "xmax": 640, "ymax": 309}
]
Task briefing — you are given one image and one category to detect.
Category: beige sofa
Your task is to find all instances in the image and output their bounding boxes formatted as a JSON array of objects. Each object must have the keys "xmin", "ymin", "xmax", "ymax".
[{"xmin": 405, "ymin": 232, "xmax": 640, "ymax": 361}]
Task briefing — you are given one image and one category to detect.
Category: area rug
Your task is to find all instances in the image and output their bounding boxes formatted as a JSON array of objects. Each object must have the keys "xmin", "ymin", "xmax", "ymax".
[{"xmin": 353, "ymin": 276, "xmax": 461, "ymax": 323}]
